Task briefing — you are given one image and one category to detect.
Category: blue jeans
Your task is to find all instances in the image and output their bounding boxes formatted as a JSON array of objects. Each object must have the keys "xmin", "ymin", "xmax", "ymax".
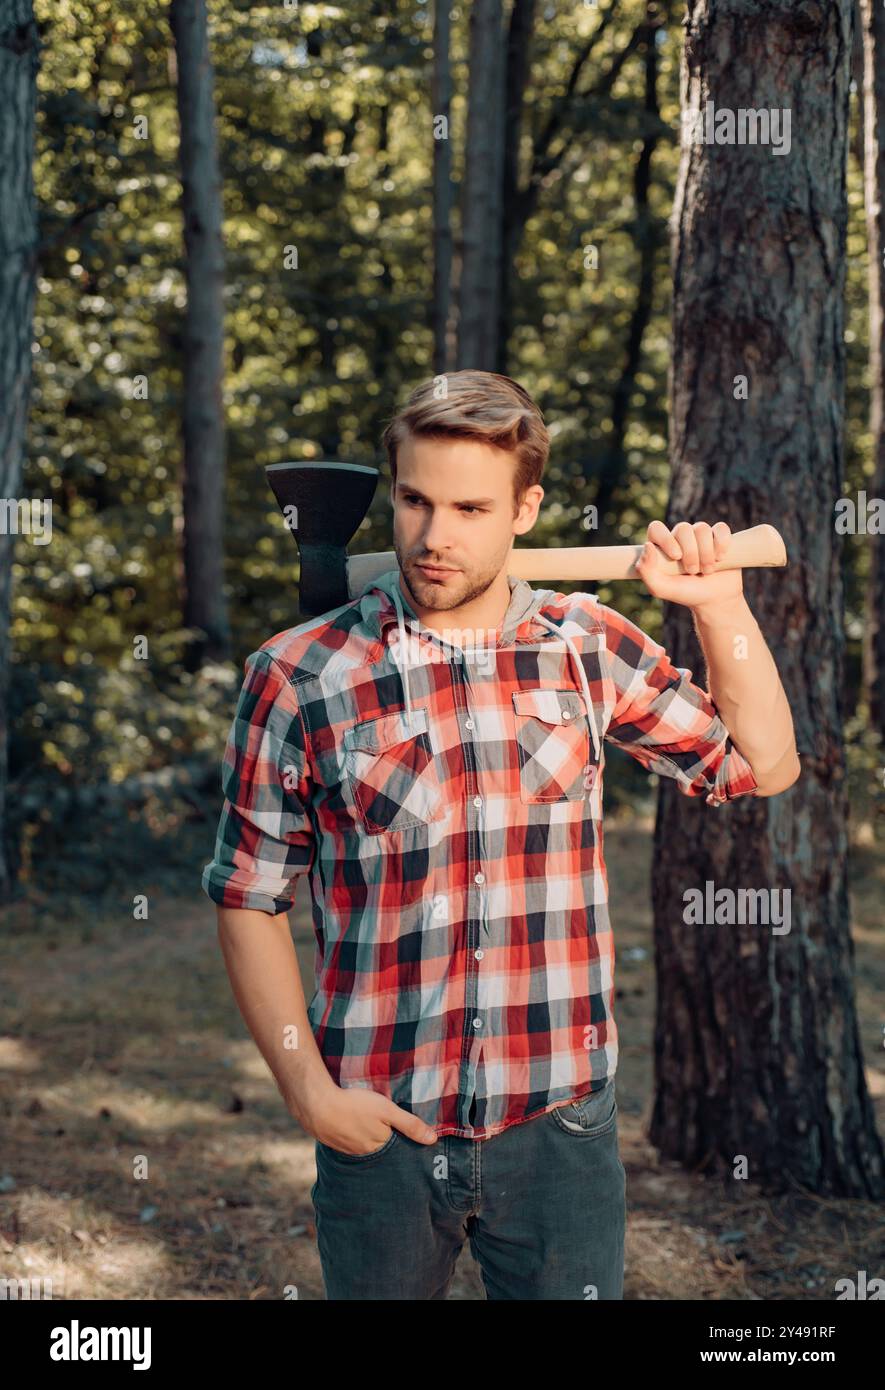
[{"xmin": 310, "ymin": 1076, "xmax": 626, "ymax": 1300}]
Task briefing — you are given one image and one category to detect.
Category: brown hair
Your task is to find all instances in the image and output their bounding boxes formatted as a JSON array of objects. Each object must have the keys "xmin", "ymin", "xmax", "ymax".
[{"xmin": 381, "ymin": 370, "xmax": 548, "ymax": 510}]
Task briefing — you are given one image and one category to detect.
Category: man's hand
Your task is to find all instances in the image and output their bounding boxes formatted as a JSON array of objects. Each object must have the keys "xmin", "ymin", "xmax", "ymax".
[
  {"xmin": 631, "ymin": 518, "xmax": 800, "ymax": 797},
  {"xmin": 302, "ymin": 1083, "xmax": 438, "ymax": 1155},
  {"xmin": 635, "ymin": 520, "xmax": 743, "ymax": 612}
]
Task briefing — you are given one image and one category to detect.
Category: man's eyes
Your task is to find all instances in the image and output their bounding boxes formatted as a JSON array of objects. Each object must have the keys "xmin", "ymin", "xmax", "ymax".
[{"xmin": 404, "ymin": 496, "xmax": 485, "ymax": 514}]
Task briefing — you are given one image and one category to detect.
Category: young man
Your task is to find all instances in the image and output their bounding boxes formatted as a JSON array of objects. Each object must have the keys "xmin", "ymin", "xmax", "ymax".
[{"xmin": 202, "ymin": 370, "xmax": 800, "ymax": 1300}]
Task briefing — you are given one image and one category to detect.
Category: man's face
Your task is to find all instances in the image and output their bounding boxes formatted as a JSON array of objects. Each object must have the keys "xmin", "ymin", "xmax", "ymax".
[{"xmin": 391, "ymin": 434, "xmax": 544, "ymax": 614}]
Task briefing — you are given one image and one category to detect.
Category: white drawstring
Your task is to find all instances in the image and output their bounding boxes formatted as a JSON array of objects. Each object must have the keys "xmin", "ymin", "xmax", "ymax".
[
  {"xmin": 389, "ymin": 582, "xmax": 414, "ymax": 727},
  {"xmin": 387, "ymin": 582, "xmax": 601, "ymax": 762}
]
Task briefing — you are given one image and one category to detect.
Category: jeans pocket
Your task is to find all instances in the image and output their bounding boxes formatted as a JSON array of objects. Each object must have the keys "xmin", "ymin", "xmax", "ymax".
[
  {"xmin": 316, "ymin": 1129, "xmax": 399, "ymax": 1163},
  {"xmin": 550, "ymin": 1079, "xmax": 617, "ymax": 1137}
]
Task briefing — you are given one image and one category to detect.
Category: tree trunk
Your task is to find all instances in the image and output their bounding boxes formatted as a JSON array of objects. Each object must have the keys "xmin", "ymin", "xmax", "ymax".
[
  {"xmin": 169, "ymin": 0, "xmax": 229, "ymax": 670},
  {"xmin": 432, "ymin": 0, "xmax": 453, "ymax": 375},
  {"xmin": 860, "ymin": 0, "xmax": 885, "ymax": 736},
  {"xmin": 457, "ymin": 0, "xmax": 505, "ymax": 370},
  {"xmin": 0, "ymin": 0, "xmax": 40, "ymax": 902},
  {"xmin": 652, "ymin": 0, "xmax": 883, "ymax": 1195},
  {"xmin": 496, "ymin": 0, "xmax": 536, "ymax": 375},
  {"xmin": 593, "ymin": 5, "xmax": 662, "ymax": 537},
  {"xmin": 852, "ymin": 0, "xmax": 865, "ymax": 173}
]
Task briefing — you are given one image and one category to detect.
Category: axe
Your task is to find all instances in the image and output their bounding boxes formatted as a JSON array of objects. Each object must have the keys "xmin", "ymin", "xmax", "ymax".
[{"xmin": 266, "ymin": 461, "xmax": 788, "ymax": 617}]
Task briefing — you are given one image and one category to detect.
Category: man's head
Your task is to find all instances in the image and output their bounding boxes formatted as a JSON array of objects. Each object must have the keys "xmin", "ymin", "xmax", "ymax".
[{"xmin": 380, "ymin": 370, "xmax": 547, "ymax": 614}]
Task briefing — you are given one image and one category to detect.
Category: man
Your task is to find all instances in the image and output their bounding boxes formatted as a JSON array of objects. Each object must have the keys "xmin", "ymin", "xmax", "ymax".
[{"xmin": 201, "ymin": 370, "xmax": 800, "ymax": 1300}]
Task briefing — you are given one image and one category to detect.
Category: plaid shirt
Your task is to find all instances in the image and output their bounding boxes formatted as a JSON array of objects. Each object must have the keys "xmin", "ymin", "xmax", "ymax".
[{"xmin": 202, "ymin": 569, "xmax": 758, "ymax": 1140}]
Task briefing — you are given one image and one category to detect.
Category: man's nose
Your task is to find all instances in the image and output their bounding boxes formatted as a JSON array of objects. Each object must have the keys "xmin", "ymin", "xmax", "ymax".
[{"xmin": 421, "ymin": 512, "xmax": 455, "ymax": 553}]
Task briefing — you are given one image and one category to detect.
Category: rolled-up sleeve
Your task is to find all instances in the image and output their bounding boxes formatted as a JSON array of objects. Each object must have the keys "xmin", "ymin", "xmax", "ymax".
[
  {"xmin": 201, "ymin": 649, "xmax": 316, "ymax": 913},
  {"xmin": 599, "ymin": 604, "xmax": 758, "ymax": 806}
]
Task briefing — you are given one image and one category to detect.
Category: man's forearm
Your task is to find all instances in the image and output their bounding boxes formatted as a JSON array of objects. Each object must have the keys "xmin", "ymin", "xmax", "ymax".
[
  {"xmin": 691, "ymin": 593, "xmax": 800, "ymax": 796},
  {"xmin": 215, "ymin": 905, "xmax": 337, "ymax": 1123}
]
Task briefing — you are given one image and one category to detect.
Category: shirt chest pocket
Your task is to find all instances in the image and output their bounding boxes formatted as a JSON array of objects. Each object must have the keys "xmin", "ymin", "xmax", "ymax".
[
  {"xmin": 512, "ymin": 687, "xmax": 595, "ymax": 804},
  {"xmin": 342, "ymin": 707, "xmax": 447, "ymax": 834}
]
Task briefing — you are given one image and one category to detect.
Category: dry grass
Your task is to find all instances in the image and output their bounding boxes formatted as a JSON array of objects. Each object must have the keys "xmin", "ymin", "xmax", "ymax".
[{"xmin": 0, "ymin": 821, "xmax": 881, "ymax": 1301}]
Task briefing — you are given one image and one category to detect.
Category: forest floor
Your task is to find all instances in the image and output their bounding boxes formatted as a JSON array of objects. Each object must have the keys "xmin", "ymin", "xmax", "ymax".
[{"xmin": 0, "ymin": 817, "xmax": 882, "ymax": 1301}]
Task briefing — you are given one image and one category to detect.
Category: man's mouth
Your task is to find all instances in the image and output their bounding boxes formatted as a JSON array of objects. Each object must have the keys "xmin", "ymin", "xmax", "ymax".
[{"xmin": 415, "ymin": 563, "xmax": 459, "ymax": 578}]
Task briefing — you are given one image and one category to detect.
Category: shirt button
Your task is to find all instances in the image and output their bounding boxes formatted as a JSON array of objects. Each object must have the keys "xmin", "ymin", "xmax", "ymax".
[
  {"xmin": 473, "ymin": 796, "xmax": 482, "ymax": 807},
  {"xmin": 561, "ymin": 709, "xmax": 572, "ymax": 720},
  {"xmin": 475, "ymin": 948, "xmax": 484, "ymax": 960},
  {"xmin": 474, "ymin": 872, "xmax": 485, "ymax": 885},
  {"xmin": 465, "ymin": 719, "xmax": 475, "ymax": 731},
  {"xmin": 472, "ymin": 1018, "xmax": 482, "ymax": 1029}
]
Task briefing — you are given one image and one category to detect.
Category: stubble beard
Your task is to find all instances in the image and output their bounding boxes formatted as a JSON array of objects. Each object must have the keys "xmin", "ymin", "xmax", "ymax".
[{"xmin": 394, "ymin": 538, "xmax": 503, "ymax": 615}]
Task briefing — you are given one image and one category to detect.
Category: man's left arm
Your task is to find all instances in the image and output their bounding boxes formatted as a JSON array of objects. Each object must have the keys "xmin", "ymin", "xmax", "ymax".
[{"xmin": 635, "ymin": 519, "xmax": 801, "ymax": 798}]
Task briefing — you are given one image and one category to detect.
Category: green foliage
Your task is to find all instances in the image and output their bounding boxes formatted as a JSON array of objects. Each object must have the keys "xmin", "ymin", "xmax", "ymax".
[
  {"xmin": 10, "ymin": 648, "xmax": 241, "ymax": 891},
  {"xmin": 10, "ymin": 0, "xmax": 877, "ymax": 885}
]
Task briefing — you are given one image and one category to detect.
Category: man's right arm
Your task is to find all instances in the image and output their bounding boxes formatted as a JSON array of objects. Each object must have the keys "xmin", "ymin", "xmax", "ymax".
[
  {"xmin": 215, "ymin": 905, "xmax": 337, "ymax": 1130},
  {"xmin": 215, "ymin": 904, "xmax": 437, "ymax": 1152},
  {"xmin": 205, "ymin": 649, "xmax": 436, "ymax": 1153},
  {"xmin": 203, "ymin": 649, "xmax": 339, "ymax": 1135}
]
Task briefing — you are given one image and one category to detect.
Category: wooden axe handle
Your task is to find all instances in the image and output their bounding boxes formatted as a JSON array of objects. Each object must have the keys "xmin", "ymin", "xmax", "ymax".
[{"xmin": 345, "ymin": 524, "xmax": 787, "ymax": 597}]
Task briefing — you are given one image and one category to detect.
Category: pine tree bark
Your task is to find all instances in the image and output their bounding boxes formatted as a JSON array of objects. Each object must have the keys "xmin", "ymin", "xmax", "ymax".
[
  {"xmin": 852, "ymin": 0, "xmax": 865, "ymax": 172},
  {"xmin": 169, "ymin": 0, "xmax": 229, "ymax": 670},
  {"xmin": 496, "ymin": 0, "xmax": 536, "ymax": 376},
  {"xmin": 432, "ymin": 0, "xmax": 454, "ymax": 375},
  {"xmin": 859, "ymin": 0, "xmax": 885, "ymax": 736},
  {"xmin": 652, "ymin": 0, "xmax": 883, "ymax": 1195},
  {"xmin": 457, "ymin": 0, "xmax": 505, "ymax": 370},
  {"xmin": 0, "ymin": 1, "xmax": 40, "ymax": 901}
]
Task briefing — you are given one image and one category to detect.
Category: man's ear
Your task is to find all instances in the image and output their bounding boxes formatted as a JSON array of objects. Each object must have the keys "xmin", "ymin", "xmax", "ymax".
[{"xmin": 513, "ymin": 484, "xmax": 544, "ymax": 536}]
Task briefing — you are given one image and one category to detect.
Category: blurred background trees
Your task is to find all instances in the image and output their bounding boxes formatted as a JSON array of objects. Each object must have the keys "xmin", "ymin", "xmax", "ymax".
[{"xmin": 5, "ymin": 0, "xmax": 882, "ymax": 901}]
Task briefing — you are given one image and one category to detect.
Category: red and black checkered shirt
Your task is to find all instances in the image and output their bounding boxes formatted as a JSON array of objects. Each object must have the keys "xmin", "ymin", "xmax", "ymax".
[{"xmin": 202, "ymin": 569, "xmax": 758, "ymax": 1139}]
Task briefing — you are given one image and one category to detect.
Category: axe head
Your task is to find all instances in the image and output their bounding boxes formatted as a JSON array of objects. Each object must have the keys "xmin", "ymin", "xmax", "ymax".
[{"xmin": 265, "ymin": 461, "xmax": 379, "ymax": 615}]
